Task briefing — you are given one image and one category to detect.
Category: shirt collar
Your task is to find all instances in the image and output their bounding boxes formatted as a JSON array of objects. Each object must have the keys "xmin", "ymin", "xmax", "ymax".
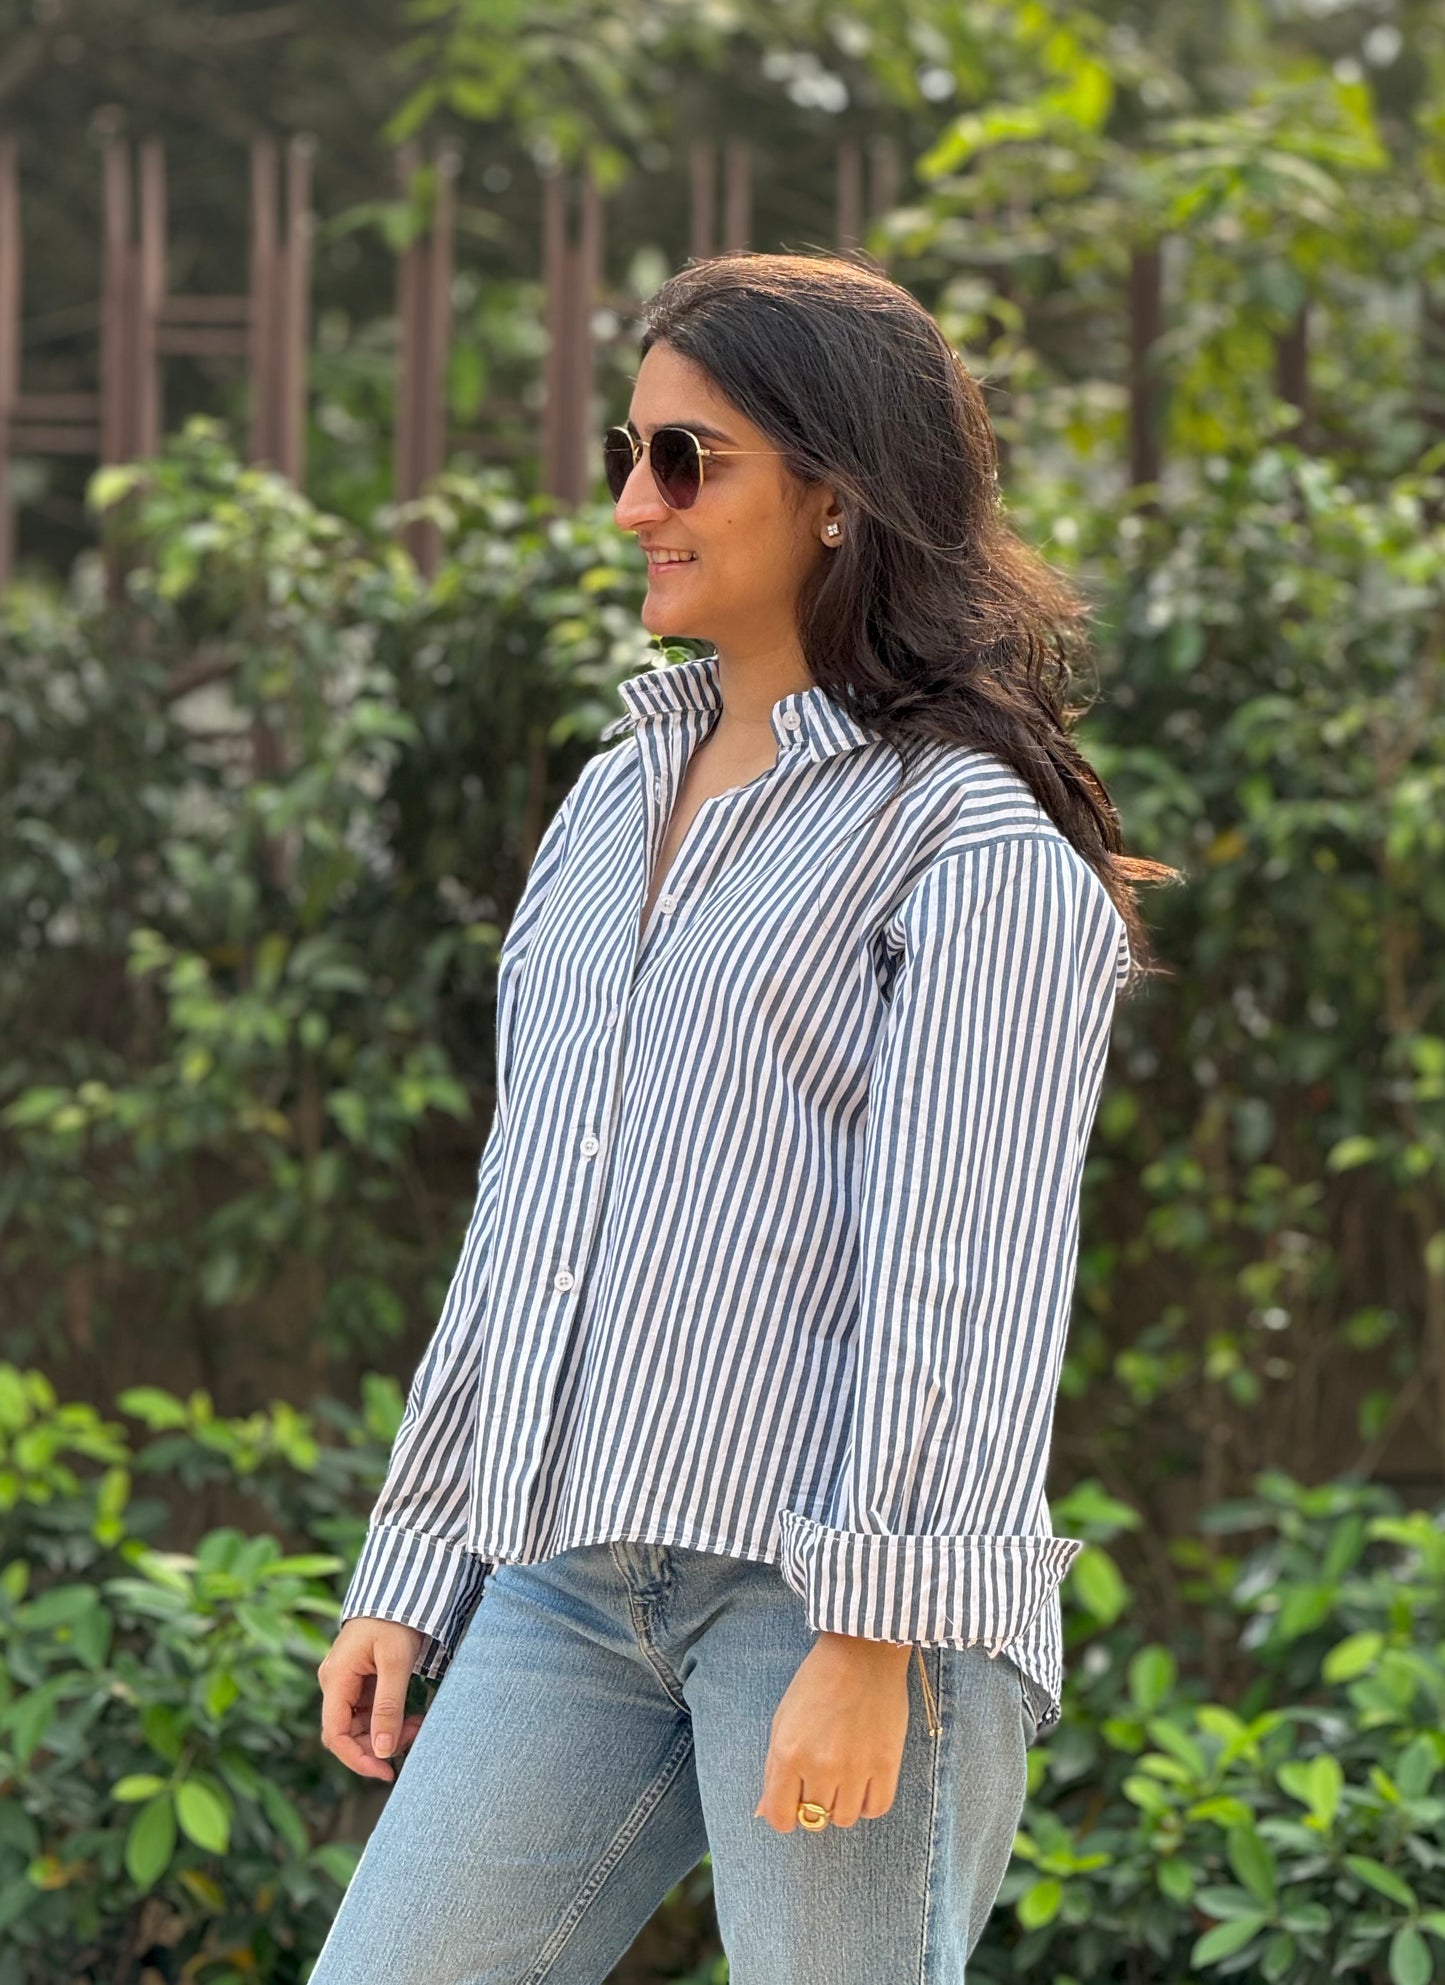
[{"xmin": 602, "ymin": 649, "xmax": 878, "ymax": 764}]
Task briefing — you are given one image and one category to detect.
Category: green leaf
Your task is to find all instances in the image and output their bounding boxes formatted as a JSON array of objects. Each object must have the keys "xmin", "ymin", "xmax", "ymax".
[
  {"xmin": 1192, "ymin": 1913, "xmax": 1269, "ymax": 1963},
  {"xmin": 1158, "ymin": 1857, "xmax": 1195, "ymax": 1902},
  {"xmin": 1068, "ymin": 1545, "xmax": 1128, "ymax": 1623},
  {"xmin": 311, "ymin": 1841, "xmax": 363, "ymax": 1888},
  {"xmin": 1395, "ymin": 1737, "xmax": 1438, "ymax": 1799},
  {"xmin": 87, "ymin": 464, "xmax": 144, "ymax": 513},
  {"xmin": 1226, "ymin": 1826, "xmax": 1277, "ymax": 1904},
  {"xmin": 125, "ymin": 1794, "xmax": 176, "ymax": 1891},
  {"xmin": 140, "ymin": 1703, "xmax": 185, "ymax": 1765},
  {"xmin": 1262, "ymin": 1932, "xmax": 1297, "ymax": 1981},
  {"xmin": 7, "ymin": 1677, "xmax": 69, "ymax": 1768},
  {"xmin": 1016, "ymin": 1876, "xmax": 1062, "ymax": 1929},
  {"xmin": 17, "ymin": 1584, "xmax": 99, "ymax": 1631},
  {"xmin": 1128, "ymin": 1644, "xmax": 1176, "ymax": 1715},
  {"xmin": 1122, "ymin": 1773, "xmax": 1170, "ymax": 1815},
  {"xmin": 1322, "ymin": 1630, "xmax": 1384, "ymax": 1682},
  {"xmin": 1186, "ymin": 1795, "xmax": 1255, "ymax": 1828},
  {"xmin": 112, "ymin": 1775, "xmax": 168, "ymax": 1803},
  {"xmin": 1279, "ymin": 1901, "xmax": 1331, "ymax": 1935},
  {"xmin": 1346, "ymin": 1854, "xmax": 1417, "ymax": 1911},
  {"xmin": 216, "ymin": 1748, "xmax": 262, "ymax": 1801},
  {"xmin": 260, "ymin": 1553, "xmax": 344, "ymax": 1579},
  {"xmin": 1391, "ymin": 1925, "xmax": 1432, "ymax": 1985},
  {"xmin": 204, "ymin": 1667, "xmax": 240, "ymax": 1719},
  {"xmin": 257, "ymin": 1779, "xmax": 310, "ymax": 1859},
  {"xmin": 1278, "ymin": 1755, "xmax": 1343, "ymax": 1828},
  {"xmin": 0, "ymin": 1875, "xmax": 35, "ymax": 1934},
  {"xmin": 175, "ymin": 1780, "xmax": 231, "ymax": 1855},
  {"xmin": 71, "ymin": 1602, "xmax": 113, "ymax": 1669},
  {"xmin": 1145, "ymin": 1717, "xmax": 1207, "ymax": 1778},
  {"xmin": 116, "ymin": 1386, "xmax": 190, "ymax": 1429},
  {"xmin": 0, "ymin": 1367, "xmax": 31, "ymax": 1431},
  {"xmin": 1196, "ymin": 1885, "xmax": 1269, "ymax": 1921}
]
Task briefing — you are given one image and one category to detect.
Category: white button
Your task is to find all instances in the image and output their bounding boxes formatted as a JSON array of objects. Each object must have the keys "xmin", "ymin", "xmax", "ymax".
[
  {"xmin": 783, "ymin": 710, "xmax": 800, "ymax": 730},
  {"xmin": 554, "ymin": 1269, "xmax": 574, "ymax": 1292},
  {"xmin": 653, "ymin": 777, "xmax": 663, "ymax": 799},
  {"xmin": 659, "ymin": 893, "xmax": 676, "ymax": 913},
  {"xmin": 607, "ymin": 1004, "xmax": 619, "ymax": 1026},
  {"xmin": 580, "ymin": 1134, "xmax": 599, "ymax": 1156}
]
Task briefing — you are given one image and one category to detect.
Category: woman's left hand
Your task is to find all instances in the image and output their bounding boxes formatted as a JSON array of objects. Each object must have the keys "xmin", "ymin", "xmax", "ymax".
[{"xmin": 753, "ymin": 1632, "xmax": 913, "ymax": 1831}]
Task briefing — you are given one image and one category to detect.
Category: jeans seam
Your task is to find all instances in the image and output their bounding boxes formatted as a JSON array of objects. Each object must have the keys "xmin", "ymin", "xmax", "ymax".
[
  {"xmin": 915, "ymin": 1644, "xmax": 946, "ymax": 1984},
  {"xmin": 612, "ymin": 1543, "xmax": 690, "ymax": 1712},
  {"xmin": 521, "ymin": 1716, "xmax": 696, "ymax": 1985},
  {"xmin": 1016, "ymin": 1661, "xmax": 1041, "ymax": 1749},
  {"xmin": 626, "ymin": 1588, "xmax": 690, "ymax": 1711}
]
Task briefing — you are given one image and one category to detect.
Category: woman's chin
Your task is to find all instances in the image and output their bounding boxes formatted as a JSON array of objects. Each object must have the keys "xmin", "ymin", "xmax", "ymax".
[{"xmin": 639, "ymin": 598, "xmax": 701, "ymax": 640}]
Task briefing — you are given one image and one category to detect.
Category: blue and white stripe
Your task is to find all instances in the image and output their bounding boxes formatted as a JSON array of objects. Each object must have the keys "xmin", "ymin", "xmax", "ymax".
[{"xmin": 340, "ymin": 647, "xmax": 1131, "ymax": 1736}]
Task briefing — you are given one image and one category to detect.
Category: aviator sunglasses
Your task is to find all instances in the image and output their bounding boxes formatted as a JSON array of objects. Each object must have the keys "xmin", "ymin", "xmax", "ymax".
[{"xmin": 602, "ymin": 422, "xmax": 777, "ymax": 509}]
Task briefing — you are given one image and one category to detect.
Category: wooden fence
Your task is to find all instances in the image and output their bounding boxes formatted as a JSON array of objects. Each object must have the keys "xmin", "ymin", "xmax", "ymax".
[{"xmin": 0, "ymin": 125, "xmax": 1326, "ymax": 589}]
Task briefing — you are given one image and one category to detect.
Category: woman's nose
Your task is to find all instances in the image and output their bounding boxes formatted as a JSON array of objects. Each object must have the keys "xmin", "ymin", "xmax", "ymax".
[{"xmin": 611, "ymin": 453, "xmax": 668, "ymax": 530}]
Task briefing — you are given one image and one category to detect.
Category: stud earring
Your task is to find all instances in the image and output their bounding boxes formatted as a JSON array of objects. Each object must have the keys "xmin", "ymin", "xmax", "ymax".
[{"xmin": 824, "ymin": 522, "xmax": 841, "ymax": 540}]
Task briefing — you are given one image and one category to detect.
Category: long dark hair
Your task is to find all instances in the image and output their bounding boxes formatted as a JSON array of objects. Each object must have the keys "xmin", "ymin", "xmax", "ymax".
[{"xmin": 638, "ymin": 250, "xmax": 1181, "ymax": 989}]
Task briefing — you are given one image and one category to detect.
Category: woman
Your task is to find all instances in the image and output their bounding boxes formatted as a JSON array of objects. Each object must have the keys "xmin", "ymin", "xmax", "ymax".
[{"xmin": 312, "ymin": 251, "xmax": 1175, "ymax": 1984}]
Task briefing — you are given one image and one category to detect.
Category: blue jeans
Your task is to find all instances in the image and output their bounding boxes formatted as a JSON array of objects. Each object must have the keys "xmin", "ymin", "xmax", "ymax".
[{"xmin": 308, "ymin": 1540, "xmax": 1042, "ymax": 1984}]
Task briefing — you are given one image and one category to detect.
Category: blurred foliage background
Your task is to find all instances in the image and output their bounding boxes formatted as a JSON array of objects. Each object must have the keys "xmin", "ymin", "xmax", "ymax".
[{"xmin": 2, "ymin": 0, "xmax": 1444, "ymax": 1980}]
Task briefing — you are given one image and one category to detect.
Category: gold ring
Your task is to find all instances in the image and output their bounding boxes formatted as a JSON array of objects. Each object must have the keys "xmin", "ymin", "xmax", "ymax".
[{"xmin": 796, "ymin": 1800, "xmax": 832, "ymax": 1830}]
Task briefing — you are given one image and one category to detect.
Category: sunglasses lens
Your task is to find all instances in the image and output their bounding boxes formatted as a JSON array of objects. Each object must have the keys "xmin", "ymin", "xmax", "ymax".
[
  {"xmin": 649, "ymin": 427, "xmax": 702, "ymax": 509},
  {"xmin": 602, "ymin": 428, "xmax": 637, "ymax": 502}
]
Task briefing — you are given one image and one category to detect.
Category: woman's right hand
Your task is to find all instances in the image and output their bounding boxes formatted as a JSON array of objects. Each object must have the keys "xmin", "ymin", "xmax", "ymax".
[{"xmin": 318, "ymin": 1617, "xmax": 428, "ymax": 1783}]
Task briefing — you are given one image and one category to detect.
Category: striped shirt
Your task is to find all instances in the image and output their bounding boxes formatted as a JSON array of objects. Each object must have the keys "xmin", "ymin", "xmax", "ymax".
[{"xmin": 340, "ymin": 647, "xmax": 1131, "ymax": 1737}]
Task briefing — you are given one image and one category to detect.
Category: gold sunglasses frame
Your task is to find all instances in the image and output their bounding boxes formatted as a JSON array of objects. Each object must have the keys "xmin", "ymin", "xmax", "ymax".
[{"xmin": 604, "ymin": 424, "xmax": 779, "ymax": 506}]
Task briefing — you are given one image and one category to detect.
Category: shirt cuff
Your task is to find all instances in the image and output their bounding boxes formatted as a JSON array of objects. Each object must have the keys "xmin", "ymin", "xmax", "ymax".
[
  {"xmin": 339, "ymin": 1522, "xmax": 491, "ymax": 1682},
  {"xmin": 777, "ymin": 1508, "xmax": 1083, "ymax": 1652}
]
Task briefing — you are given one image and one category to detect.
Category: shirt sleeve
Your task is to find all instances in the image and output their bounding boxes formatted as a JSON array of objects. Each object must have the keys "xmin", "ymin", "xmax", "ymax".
[
  {"xmin": 338, "ymin": 787, "xmax": 577, "ymax": 1681},
  {"xmin": 778, "ymin": 831, "xmax": 1129, "ymax": 1654}
]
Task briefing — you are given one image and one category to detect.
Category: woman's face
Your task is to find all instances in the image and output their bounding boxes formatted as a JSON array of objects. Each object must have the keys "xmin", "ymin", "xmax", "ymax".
[{"xmin": 612, "ymin": 341, "xmax": 841, "ymax": 652}]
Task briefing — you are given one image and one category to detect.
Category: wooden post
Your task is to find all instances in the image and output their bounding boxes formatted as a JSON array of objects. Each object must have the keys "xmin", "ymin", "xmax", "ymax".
[
  {"xmin": 0, "ymin": 133, "xmax": 20, "ymax": 591},
  {"xmin": 99, "ymin": 131, "xmax": 136, "ymax": 600},
  {"xmin": 836, "ymin": 138, "xmax": 864, "ymax": 252},
  {"xmin": 247, "ymin": 134, "xmax": 313, "ymax": 481},
  {"xmin": 1128, "ymin": 240, "xmax": 1164, "ymax": 503},
  {"xmin": 393, "ymin": 143, "xmax": 460, "ymax": 573},
  {"xmin": 248, "ymin": 138, "xmax": 278, "ymax": 465},
  {"xmin": 2, "ymin": 128, "xmax": 309, "ymax": 594},
  {"xmin": 422, "ymin": 147, "xmax": 460, "ymax": 526},
  {"xmin": 568, "ymin": 169, "xmax": 602, "ymax": 502},
  {"xmin": 1, "ymin": 131, "xmax": 106, "ymax": 589},
  {"xmin": 395, "ymin": 143, "xmax": 423, "ymax": 516},
  {"xmin": 135, "ymin": 137, "xmax": 165, "ymax": 460},
  {"xmin": 689, "ymin": 140, "xmax": 717, "ymax": 262},
  {"xmin": 278, "ymin": 135, "xmax": 314, "ymax": 484},
  {"xmin": 868, "ymin": 136, "xmax": 902, "ymax": 223},
  {"xmin": 540, "ymin": 165, "xmax": 567, "ymax": 501},
  {"xmin": 689, "ymin": 138, "xmax": 754, "ymax": 262},
  {"xmin": 722, "ymin": 139, "xmax": 751, "ymax": 253},
  {"xmin": 540, "ymin": 165, "xmax": 604, "ymax": 506}
]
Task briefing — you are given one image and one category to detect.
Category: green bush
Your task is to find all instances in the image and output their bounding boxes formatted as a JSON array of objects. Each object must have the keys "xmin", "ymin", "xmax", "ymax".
[
  {"xmin": 3, "ymin": 1363, "xmax": 1443, "ymax": 1982},
  {"xmin": 0, "ymin": 420, "xmax": 673, "ymax": 1392},
  {"xmin": 0, "ymin": 1362, "xmax": 401, "ymax": 1984},
  {"xmin": 974, "ymin": 1474, "xmax": 1445, "ymax": 1983}
]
